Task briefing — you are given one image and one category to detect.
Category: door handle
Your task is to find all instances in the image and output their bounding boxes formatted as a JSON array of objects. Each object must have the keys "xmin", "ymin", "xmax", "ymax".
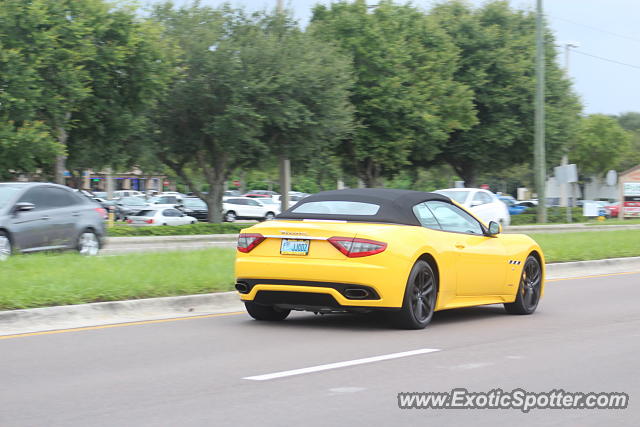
[
  {"xmin": 72, "ymin": 212, "xmax": 81, "ymax": 217},
  {"xmin": 41, "ymin": 216, "xmax": 50, "ymax": 220},
  {"xmin": 455, "ymin": 243, "xmax": 465, "ymax": 249}
]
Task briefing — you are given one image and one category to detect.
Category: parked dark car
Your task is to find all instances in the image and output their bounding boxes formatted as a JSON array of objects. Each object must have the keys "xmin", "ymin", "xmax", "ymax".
[
  {"xmin": 498, "ymin": 196, "xmax": 528, "ymax": 215},
  {"xmin": 180, "ymin": 197, "xmax": 208, "ymax": 221},
  {"xmin": 114, "ymin": 196, "xmax": 149, "ymax": 221},
  {"xmin": 74, "ymin": 189, "xmax": 116, "ymax": 211},
  {"xmin": 0, "ymin": 183, "xmax": 106, "ymax": 260}
]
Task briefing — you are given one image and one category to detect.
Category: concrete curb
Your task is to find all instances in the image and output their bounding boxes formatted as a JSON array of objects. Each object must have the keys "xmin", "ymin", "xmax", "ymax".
[
  {"xmin": 101, "ymin": 223, "xmax": 640, "ymax": 254},
  {"xmin": 545, "ymin": 256, "xmax": 640, "ymax": 279},
  {"xmin": 102, "ymin": 234, "xmax": 238, "ymax": 254},
  {"xmin": 0, "ymin": 292, "xmax": 244, "ymax": 336},
  {"xmin": 2, "ymin": 257, "xmax": 639, "ymax": 336},
  {"xmin": 506, "ymin": 224, "xmax": 640, "ymax": 234}
]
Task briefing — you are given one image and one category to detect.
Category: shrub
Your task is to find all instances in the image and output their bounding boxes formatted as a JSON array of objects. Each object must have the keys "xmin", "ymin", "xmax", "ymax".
[{"xmin": 107, "ymin": 222, "xmax": 247, "ymax": 236}]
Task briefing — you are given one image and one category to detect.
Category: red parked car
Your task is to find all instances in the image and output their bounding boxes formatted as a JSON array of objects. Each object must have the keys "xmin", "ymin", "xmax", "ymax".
[{"xmin": 605, "ymin": 202, "xmax": 620, "ymax": 217}]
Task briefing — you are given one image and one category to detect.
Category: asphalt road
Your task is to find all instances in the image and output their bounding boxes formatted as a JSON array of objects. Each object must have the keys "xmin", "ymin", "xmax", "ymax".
[{"xmin": 1, "ymin": 272, "xmax": 638, "ymax": 426}]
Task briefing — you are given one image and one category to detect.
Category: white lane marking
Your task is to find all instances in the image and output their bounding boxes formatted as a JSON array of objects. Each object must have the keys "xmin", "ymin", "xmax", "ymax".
[{"xmin": 243, "ymin": 348, "xmax": 440, "ymax": 381}]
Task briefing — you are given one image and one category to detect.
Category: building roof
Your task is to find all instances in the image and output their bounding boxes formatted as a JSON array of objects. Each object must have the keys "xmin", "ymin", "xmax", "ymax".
[{"xmin": 620, "ymin": 164, "xmax": 640, "ymax": 180}]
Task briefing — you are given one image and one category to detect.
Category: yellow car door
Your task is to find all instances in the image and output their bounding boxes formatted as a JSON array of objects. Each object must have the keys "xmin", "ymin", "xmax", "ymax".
[
  {"xmin": 424, "ymin": 200, "xmax": 508, "ymax": 296},
  {"xmin": 453, "ymin": 233, "xmax": 508, "ymax": 296}
]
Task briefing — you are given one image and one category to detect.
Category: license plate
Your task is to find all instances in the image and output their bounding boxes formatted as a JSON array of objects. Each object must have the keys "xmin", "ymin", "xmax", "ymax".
[{"xmin": 280, "ymin": 239, "xmax": 310, "ymax": 256}]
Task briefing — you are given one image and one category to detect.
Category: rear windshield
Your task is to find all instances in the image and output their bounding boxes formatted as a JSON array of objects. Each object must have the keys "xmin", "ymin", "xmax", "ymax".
[
  {"xmin": 292, "ymin": 201, "xmax": 380, "ymax": 216},
  {"xmin": 135, "ymin": 210, "xmax": 156, "ymax": 217}
]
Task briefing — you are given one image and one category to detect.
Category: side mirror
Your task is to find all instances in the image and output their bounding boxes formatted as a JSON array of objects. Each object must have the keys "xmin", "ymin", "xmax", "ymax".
[
  {"xmin": 487, "ymin": 221, "xmax": 501, "ymax": 236},
  {"xmin": 13, "ymin": 202, "xmax": 35, "ymax": 213}
]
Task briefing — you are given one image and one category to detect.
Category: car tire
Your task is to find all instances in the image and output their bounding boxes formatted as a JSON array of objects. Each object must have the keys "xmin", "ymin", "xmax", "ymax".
[
  {"xmin": 244, "ymin": 301, "xmax": 290, "ymax": 321},
  {"xmin": 0, "ymin": 231, "xmax": 12, "ymax": 261},
  {"xmin": 224, "ymin": 211, "xmax": 236, "ymax": 222},
  {"xmin": 77, "ymin": 229, "xmax": 100, "ymax": 256},
  {"xmin": 264, "ymin": 212, "xmax": 275, "ymax": 221},
  {"xmin": 389, "ymin": 260, "xmax": 438, "ymax": 330},
  {"xmin": 504, "ymin": 255, "xmax": 542, "ymax": 315}
]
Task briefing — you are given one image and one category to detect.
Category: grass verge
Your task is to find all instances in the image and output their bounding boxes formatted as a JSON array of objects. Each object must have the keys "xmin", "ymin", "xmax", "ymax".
[
  {"xmin": 0, "ymin": 249, "xmax": 235, "ymax": 310},
  {"xmin": 528, "ymin": 229, "xmax": 640, "ymax": 263},
  {"xmin": 1, "ymin": 229, "xmax": 639, "ymax": 310}
]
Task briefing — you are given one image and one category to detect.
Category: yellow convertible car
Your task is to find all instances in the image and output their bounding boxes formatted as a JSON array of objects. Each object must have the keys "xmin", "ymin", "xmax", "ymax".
[{"xmin": 235, "ymin": 189, "xmax": 544, "ymax": 329}]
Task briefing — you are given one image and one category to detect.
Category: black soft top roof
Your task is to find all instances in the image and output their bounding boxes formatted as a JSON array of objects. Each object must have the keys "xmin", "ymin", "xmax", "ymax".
[{"xmin": 276, "ymin": 188, "xmax": 452, "ymax": 226}]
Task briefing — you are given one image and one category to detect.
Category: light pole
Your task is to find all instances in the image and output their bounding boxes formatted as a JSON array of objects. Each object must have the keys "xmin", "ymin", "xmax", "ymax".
[
  {"xmin": 534, "ymin": 0, "xmax": 546, "ymax": 223},
  {"xmin": 564, "ymin": 41, "xmax": 580, "ymax": 72},
  {"xmin": 560, "ymin": 41, "xmax": 579, "ymax": 222}
]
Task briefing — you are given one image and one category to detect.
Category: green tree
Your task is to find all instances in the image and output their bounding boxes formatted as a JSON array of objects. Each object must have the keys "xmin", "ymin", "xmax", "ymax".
[
  {"xmin": 571, "ymin": 114, "xmax": 633, "ymax": 176},
  {"xmin": 616, "ymin": 112, "xmax": 640, "ymax": 171},
  {"xmin": 429, "ymin": 0, "xmax": 582, "ymax": 187},
  {"xmin": 0, "ymin": 0, "xmax": 172, "ymax": 183},
  {"xmin": 0, "ymin": 121, "xmax": 61, "ymax": 180},
  {"xmin": 249, "ymin": 13, "xmax": 354, "ymax": 197},
  {"xmin": 150, "ymin": 3, "xmax": 353, "ymax": 221},
  {"xmin": 64, "ymin": 7, "xmax": 175, "ymax": 180},
  {"xmin": 311, "ymin": 0, "xmax": 476, "ymax": 187}
]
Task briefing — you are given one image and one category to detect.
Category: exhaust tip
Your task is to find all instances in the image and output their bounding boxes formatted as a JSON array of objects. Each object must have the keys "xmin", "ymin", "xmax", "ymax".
[
  {"xmin": 344, "ymin": 288, "xmax": 369, "ymax": 299},
  {"xmin": 235, "ymin": 282, "xmax": 249, "ymax": 293}
]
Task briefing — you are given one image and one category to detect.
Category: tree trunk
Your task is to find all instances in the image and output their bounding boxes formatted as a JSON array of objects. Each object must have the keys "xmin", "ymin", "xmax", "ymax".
[
  {"xmin": 455, "ymin": 165, "xmax": 476, "ymax": 188},
  {"xmin": 361, "ymin": 159, "xmax": 381, "ymax": 188},
  {"xmin": 279, "ymin": 155, "xmax": 291, "ymax": 211},
  {"xmin": 68, "ymin": 170, "xmax": 82, "ymax": 189},
  {"xmin": 205, "ymin": 179, "xmax": 225, "ymax": 223}
]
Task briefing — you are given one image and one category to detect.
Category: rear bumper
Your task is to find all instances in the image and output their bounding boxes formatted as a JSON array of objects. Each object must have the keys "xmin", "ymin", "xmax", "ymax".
[
  {"xmin": 237, "ymin": 278, "xmax": 380, "ymax": 300},
  {"xmin": 235, "ymin": 251, "xmax": 410, "ymax": 309}
]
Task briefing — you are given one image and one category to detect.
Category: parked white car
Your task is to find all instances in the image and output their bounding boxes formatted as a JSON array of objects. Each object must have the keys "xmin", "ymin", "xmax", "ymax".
[
  {"xmin": 434, "ymin": 188, "xmax": 511, "ymax": 226},
  {"xmin": 256, "ymin": 197, "xmax": 282, "ymax": 215},
  {"xmin": 157, "ymin": 191, "xmax": 185, "ymax": 199},
  {"xmin": 126, "ymin": 208, "xmax": 197, "ymax": 226},
  {"xmin": 113, "ymin": 190, "xmax": 146, "ymax": 199},
  {"xmin": 273, "ymin": 192, "xmax": 309, "ymax": 207},
  {"xmin": 223, "ymin": 197, "xmax": 278, "ymax": 222}
]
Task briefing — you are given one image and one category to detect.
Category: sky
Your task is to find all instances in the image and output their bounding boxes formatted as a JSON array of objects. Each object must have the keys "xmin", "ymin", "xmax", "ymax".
[{"xmin": 147, "ymin": 0, "xmax": 640, "ymax": 116}]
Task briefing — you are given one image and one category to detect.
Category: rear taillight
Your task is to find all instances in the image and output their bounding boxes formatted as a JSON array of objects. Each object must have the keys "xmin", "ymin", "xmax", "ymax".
[
  {"xmin": 95, "ymin": 207, "xmax": 107, "ymax": 219},
  {"xmin": 237, "ymin": 233, "xmax": 265, "ymax": 253},
  {"xmin": 145, "ymin": 219, "xmax": 154, "ymax": 224},
  {"xmin": 127, "ymin": 219, "xmax": 133, "ymax": 224},
  {"xmin": 328, "ymin": 237, "xmax": 387, "ymax": 258}
]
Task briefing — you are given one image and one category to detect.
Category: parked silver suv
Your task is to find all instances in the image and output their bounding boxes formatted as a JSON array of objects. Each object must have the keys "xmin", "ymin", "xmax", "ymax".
[{"xmin": 0, "ymin": 183, "xmax": 106, "ymax": 260}]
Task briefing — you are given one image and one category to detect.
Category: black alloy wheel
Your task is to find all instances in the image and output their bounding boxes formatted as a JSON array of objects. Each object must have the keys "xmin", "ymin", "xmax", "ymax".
[
  {"xmin": 504, "ymin": 255, "xmax": 542, "ymax": 315},
  {"xmin": 390, "ymin": 260, "xmax": 438, "ymax": 329}
]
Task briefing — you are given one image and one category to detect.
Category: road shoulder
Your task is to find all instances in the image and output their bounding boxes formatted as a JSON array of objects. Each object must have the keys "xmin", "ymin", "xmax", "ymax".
[{"xmin": 2, "ymin": 256, "xmax": 639, "ymax": 336}]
